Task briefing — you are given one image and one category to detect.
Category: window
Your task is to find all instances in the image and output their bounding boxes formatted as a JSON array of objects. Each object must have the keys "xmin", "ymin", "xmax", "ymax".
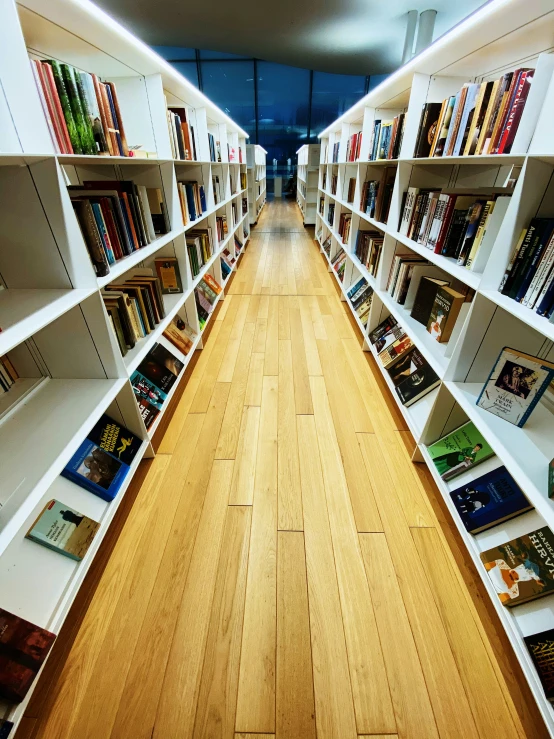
[
  {"xmin": 199, "ymin": 50, "xmax": 248, "ymax": 60},
  {"xmin": 171, "ymin": 62, "xmax": 200, "ymax": 88},
  {"xmin": 310, "ymin": 71, "xmax": 366, "ymax": 139},
  {"xmin": 201, "ymin": 61, "xmax": 255, "ymax": 138},
  {"xmin": 152, "ymin": 46, "xmax": 196, "ymax": 60}
]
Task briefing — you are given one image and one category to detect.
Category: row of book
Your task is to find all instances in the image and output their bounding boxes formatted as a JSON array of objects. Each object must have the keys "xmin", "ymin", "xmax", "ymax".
[
  {"xmin": 31, "ymin": 59, "xmax": 128, "ymax": 157},
  {"xmin": 208, "ymin": 133, "xmax": 222, "ymax": 163},
  {"xmin": 215, "ymin": 215, "xmax": 228, "ymax": 243},
  {"xmin": 499, "ymin": 217, "xmax": 554, "ymax": 320},
  {"xmin": 331, "ymin": 141, "xmax": 340, "ymax": 163},
  {"xmin": 369, "ymin": 114, "xmax": 404, "ymax": 161},
  {"xmin": 338, "ymin": 212, "xmax": 352, "ymax": 244},
  {"xmin": 368, "ymin": 314, "xmax": 440, "ymax": 406},
  {"xmin": 187, "ymin": 228, "xmax": 214, "ymax": 278},
  {"xmin": 322, "ymin": 235, "xmax": 332, "ymax": 258},
  {"xmin": 220, "ymin": 235, "xmax": 244, "ymax": 281},
  {"xmin": 0, "ymin": 355, "xmax": 18, "ymax": 395},
  {"xmin": 167, "ymin": 107, "xmax": 196, "ymax": 160},
  {"xmin": 327, "ymin": 203, "xmax": 335, "ymax": 227},
  {"xmin": 176, "ymin": 180, "xmax": 206, "ymax": 224},
  {"xmin": 331, "ymin": 248, "xmax": 347, "ymax": 282},
  {"xmin": 398, "ymin": 188, "xmax": 510, "ymax": 270},
  {"xmin": 414, "ymin": 68, "xmax": 534, "ymax": 158},
  {"xmin": 355, "ymin": 230, "xmax": 383, "ymax": 277},
  {"xmin": 195, "ymin": 274, "xmax": 223, "ymax": 330},
  {"xmin": 330, "ymin": 174, "xmax": 338, "ymax": 195},
  {"xmin": 131, "ymin": 341, "xmax": 186, "ymax": 429},
  {"xmin": 360, "ymin": 166, "xmax": 396, "ymax": 223},
  {"xmin": 345, "ymin": 131, "xmax": 363, "ymax": 162},
  {"xmin": 213, "ymin": 175, "xmax": 225, "ymax": 204},
  {"xmin": 101, "ymin": 269, "xmax": 166, "ymax": 356},
  {"xmin": 71, "ymin": 181, "xmax": 169, "ymax": 278},
  {"xmin": 346, "ymin": 278, "xmax": 373, "ymax": 327}
]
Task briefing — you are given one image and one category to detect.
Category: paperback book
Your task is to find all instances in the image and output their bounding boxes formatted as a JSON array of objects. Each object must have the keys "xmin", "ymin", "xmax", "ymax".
[
  {"xmin": 524, "ymin": 629, "xmax": 554, "ymax": 701},
  {"xmin": 392, "ymin": 348, "xmax": 440, "ymax": 406},
  {"xmin": 163, "ymin": 316, "xmax": 197, "ymax": 356},
  {"xmin": 26, "ymin": 500, "xmax": 100, "ymax": 561},
  {"xmin": 428, "ymin": 420, "xmax": 494, "ymax": 481}
]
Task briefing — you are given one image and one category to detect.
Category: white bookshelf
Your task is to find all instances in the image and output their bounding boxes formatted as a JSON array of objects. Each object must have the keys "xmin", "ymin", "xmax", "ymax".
[
  {"xmin": 296, "ymin": 144, "xmax": 320, "ymax": 225},
  {"xmin": 247, "ymin": 144, "xmax": 267, "ymax": 224},
  {"xmin": 317, "ymin": 1, "xmax": 554, "ymax": 732},
  {"xmin": 0, "ymin": 0, "xmax": 249, "ymax": 732}
]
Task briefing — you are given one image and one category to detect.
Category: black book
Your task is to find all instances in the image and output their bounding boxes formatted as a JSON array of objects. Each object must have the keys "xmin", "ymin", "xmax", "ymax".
[
  {"xmin": 441, "ymin": 207, "xmax": 471, "ymax": 258},
  {"xmin": 524, "ymin": 629, "xmax": 554, "ymax": 701},
  {"xmin": 369, "ymin": 315, "xmax": 398, "ymax": 345},
  {"xmin": 410, "ymin": 276, "xmax": 449, "ymax": 326},
  {"xmin": 137, "ymin": 355, "xmax": 177, "ymax": 394},
  {"xmin": 414, "ymin": 103, "xmax": 442, "ymax": 158},
  {"xmin": 150, "ymin": 343, "xmax": 184, "ymax": 377},
  {"xmin": 394, "ymin": 349, "xmax": 440, "ymax": 406}
]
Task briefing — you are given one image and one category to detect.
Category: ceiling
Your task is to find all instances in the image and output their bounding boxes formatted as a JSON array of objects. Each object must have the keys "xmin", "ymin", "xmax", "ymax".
[{"xmin": 93, "ymin": 0, "xmax": 489, "ymax": 75}]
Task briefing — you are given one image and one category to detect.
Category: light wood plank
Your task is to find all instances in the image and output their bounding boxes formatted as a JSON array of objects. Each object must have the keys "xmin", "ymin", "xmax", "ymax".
[
  {"xmin": 157, "ymin": 376, "xmax": 200, "ymax": 454},
  {"xmin": 278, "ymin": 295, "xmax": 291, "ymax": 339},
  {"xmin": 154, "ymin": 460, "xmax": 234, "ymax": 738},
  {"xmin": 278, "ymin": 339, "xmax": 303, "ymax": 531},
  {"xmin": 217, "ymin": 294, "xmax": 234, "ymax": 321},
  {"xmin": 229, "ymin": 405, "xmax": 261, "ymax": 505},
  {"xmin": 359, "ymin": 533, "xmax": 439, "ymax": 739},
  {"xmin": 193, "ymin": 506, "xmax": 252, "ymax": 739},
  {"xmin": 412, "ymin": 526, "xmax": 521, "ymax": 739},
  {"xmin": 236, "ymin": 376, "xmax": 278, "ymax": 733},
  {"xmin": 246, "ymin": 294, "xmax": 261, "ymax": 323},
  {"xmin": 297, "ymin": 413, "xmax": 358, "ymax": 739},
  {"xmin": 235, "ymin": 734, "xmax": 274, "ymax": 738},
  {"xmin": 310, "ymin": 377, "xmax": 395, "ymax": 735},
  {"xmin": 245, "ymin": 351, "xmax": 265, "ymax": 406},
  {"xmin": 298, "ymin": 295, "xmax": 323, "ymax": 376},
  {"xmin": 277, "ymin": 531, "xmax": 316, "ymax": 739},
  {"xmin": 289, "ymin": 297, "xmax": 313, "ymax": 414},
  {"xmin": 264, "ymin": 296, "xmax": 279, "ymax": 375}
]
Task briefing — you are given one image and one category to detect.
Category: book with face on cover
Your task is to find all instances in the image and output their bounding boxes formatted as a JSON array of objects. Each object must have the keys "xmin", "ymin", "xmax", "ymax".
[
  {"xmin": 428, "ymin": 420, "xmax": 494, "ymax": 482},
  {"xmin": 26, "ymin": 499, "xmax": 100, "ymax": 561},
  {"xmin": 476, "ymin": 347, "xmax": 554, "ymax": 428}
]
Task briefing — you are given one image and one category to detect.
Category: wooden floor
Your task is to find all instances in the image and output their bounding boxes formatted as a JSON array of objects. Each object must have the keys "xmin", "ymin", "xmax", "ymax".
[{"xmin": 21, "ymin": 199, "xmax": 548, "ymax": 739}]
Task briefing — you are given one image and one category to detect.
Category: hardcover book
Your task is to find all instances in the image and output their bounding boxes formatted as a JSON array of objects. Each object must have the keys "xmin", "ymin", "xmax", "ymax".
[
  {"xmin": 414, "ymin": 103, "xmax": 442, "ymax": 158},
  {"xmin": 0, "ymin": 610, "xmax": 56, "ymax": 702},
  {"xmin": 26, "ymin": 500, "xmax": 100, "ymax": 561},
  {"xmin": 378, "ymin": 336, "xmax": 414, "ymax": 370},
  {"xmin": 374, "ymin": 324, "xmax": 407, "ymax": 354},
  {"xmin": 368, "ymin": 315, "xmax": 398, "ymax": 345},
  {"xmin": 476, "ymin": 347, "xmax": 554, "ymax": 427},
  {"xmin": 61, "ymin": 414, "xmax": 142, "ymax": 502},
  {"xmin": 481, "ymin": 527, "xmax": 554, "ymax": 606},
  {"xmin": 426, "ymin": 285, "xmax": 465, "ymax": 343},
  {"xmin": 524, "ymin": 628, "xmax": 554, "ymax": 700},
  {"xmin": 428, "ymin": 420, "xmax": 494, "ymax": 481},
  {"xmin": 410, "ymin": 277, "xmax": 449, "ymax": 326},
  {"xmin": 163, "ymin": 316, "xmax": 197, "ymax": 356},
  {"xmin": 131, "ymin": 370, "xmax": 168, "ymax": 411},
  {"xmin": 150, "ymin": 343, "xmax": 184, "ymax": 377},
  {"xmin": 154, "ymin": 257, "xmax": 183, "ymax": 294},
  {"xmin": 550, "ymin": 459, "xmax": 554, "ymax": 499},
  {"xmin": 136, "ymin": 356, "xmax": 177, "ymax": 394},
  {"xmin": 449, "ymin": 465, "xmax": 532, "ymax": 533},
  {"xmin": 393, "ymin": 349, "xmax": 440, "ymax": 407}
]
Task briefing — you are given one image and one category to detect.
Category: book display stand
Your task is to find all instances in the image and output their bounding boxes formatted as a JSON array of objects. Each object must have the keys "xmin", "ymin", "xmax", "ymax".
[
  {"xmin": 247, "ymin": 144, "xmax": 266, "ymax": 224},
  {"xmin": 316, "ymin": 1, "xmax": 554, "ymax": 731},
  {"xmin": 0, "ymin": 0, "xmax": 249, "ymax": 731},
  {"xmin": 296, "ymin": 144, "xmax": 320, "ymax": 225}
]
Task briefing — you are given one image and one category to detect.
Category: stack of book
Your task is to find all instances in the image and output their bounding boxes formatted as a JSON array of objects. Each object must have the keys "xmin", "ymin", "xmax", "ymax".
[
  {"xmin": 101, "ymin": 270, "xmax": 166, "ymax": 356},
  {"xmin": 70, "ymin": 181, "xmax": 168, "ymax": 277},
  {"xmin": 187, "ymin": 228, "xmax": 214, "ymax": 278},
  {"xmin": 368, "ymin": 114, "xmax": 404, "ymax": 161},
  {"xmin": 177, "ymin": 180, "xmax": 206, "ymax": 224},
  {"xmin": 215, "ymin": 215, "xmax": 228, "ymax": 243},
  {"xmin": 163, "ymin": 315, "xmax": 197, "ymax": 357},
  {"xmin": 208, "ymin": 133, "xmax": 221, "ymax": 162},
  {"xmin": 499, "ymin": 218, "xmax": 554, "ymax": 320},
  {"xmin": 345, "ymin": 131, "xmax": 362, "ymax": 162},
  {"xmin": 327, "ymin": 203, "xmax": 335, "ymax": 227},
  {"xmin": 369, "ymin": 315, "xmax": 440, "ymax": 405},
  {"xmin": 346, "ymin": 178, "xmax": 356, "ymax": 204},
  {"xmin": 221, "ymin": 252, "xmax": 233, "ymax": 281},
  {"xmin": 195, "ymin": 274, "xmax": 222, "ymax": 330},
  {"xmin": 330, "ymin": 175, "xmax": 338, "ymax": 195},
  {"xmin": 338, "ymin": 212, "xmax": 352, "ymax": 244},
  {"xmin": 346, "ymin": 278, "xmax": 374, "ymax": 327},
  {"xmin": 360, "ymin": 166, "xmax": 396, "ymax": 223},
  {"xmin": 131, "ymin": 343, "xmax": 184, "ymax": 429},
  {"xmin": 398, "ymin": 188, "xmax": 510, "ymax": 269},
  {"xmin": 167, "ymin": 107, "xmax": 195, "ymax": 160},
  {"xmin": 0, "ymin": 355, "xmax": 18, "ymax": 396},
  {"xmin": 355, "ymin": 230, "xmax": 384, "ymax": 277},
  {"xmin": 31, "ymin": 59, "xmax": 129, "ymax": 156},
  {"xmin": 332, "ymin": 141, "xmax": 340, "ymax": 163},
  {"xmin": 414, "ymin": 69, "xmax": 534, "ymax": 158},
  {"xmin": 331, "ymin": 249, "xmax": 347, "ymax": 281},
  {"xmin": 322, "ymin": 235, "xmax": 332, "ymax": 257}
]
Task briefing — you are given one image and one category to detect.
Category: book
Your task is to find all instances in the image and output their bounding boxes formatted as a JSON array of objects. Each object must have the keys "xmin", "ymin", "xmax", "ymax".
[
  {"xmin": 0, "ymin": 610, "xmax": 56, "ymax": 702},
  {"xmin": 150, "ymin": 342, "xmax": 184, "ymax": 377},
  {"xmin": 476, "ymin": 347, "xmax": 554, "ymax": 427},
  {"xmin": 410, "ymin": 276, "xmax": 450, "ymax": 326},
  {"xmin": 378, "ymin": 335, "xmax": 414, "ymax": 370},
  {"xmin": 524, "ymin": 629, "xmax": 554, "ymax": 700},
  {"xmin": 426, "ymin": 285, "xmax": 465, "ymax": 343},
  {"xmin": 26, "ymin": 499, "xmax": 100, "ymax": 561},
  {"xmin": 368, "ymin": 315, "xmax": 398, "ymax": 345},
  {"xmin": 154, "ymin": 257, "xmax": 182, "ymax": 294},
  {"xmin": 428, "ymin": 420, "xmax": 494, "ymax": 481},
  {"xmin": 414, "ymin": 103, "xmax": 442, "ymax": 158},
  {"xmin": 393, "ymin": 349, "xmax": 440, "ymax": 406},
  {"xmin": 550, "ymin": 459, "xmax": 554, "ymax": 499},
  {"xmin": 61, "ymin": 414, "xmax": 142, "ymax": 501},
  {"xmin": 450, "ymin": 465, "xmax": 532, "ymax": 533},
  {"xmin": 163, "ymin": 315, "xmax": 197, "ymax": 356},
  {"xmin": 481, "ymin": 527, "xmax": 554, "ymax": 606},
  {"xmin": 0, "ymin": 720, "xmax": 13, "ymax": 738}
]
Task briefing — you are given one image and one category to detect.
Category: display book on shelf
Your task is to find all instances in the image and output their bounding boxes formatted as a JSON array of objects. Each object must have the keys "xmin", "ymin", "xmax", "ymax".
[
  {"xmin": 246, "ymin": 144, "xmax": 267, "ymax": 224},
  {"xmin": 296, "ymin": 144, "xmax": 321, "ymax": 226},
  {"xmin": 0, "ymin": 0, "xmax": 249, "ymax": 732},
  {"xmin": 316, "ymin": 1, "xmax": 554, "ymax": 731}
]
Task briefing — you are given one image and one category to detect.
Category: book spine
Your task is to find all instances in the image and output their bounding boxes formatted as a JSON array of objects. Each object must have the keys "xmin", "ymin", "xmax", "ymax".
[
  {"xmin": 107, "ymin": 83, "xmax": 129, "ymax": 156},
  {"xmin": 502, "ymin": 224, "xmax": 536, "ymax": 296},
  {"xmin": 536, "ymin": 270, "xmax": 554, "ymax": 315},
  {"xmin": 62, "ymin": 64, "xmax": 96, "ymax": 155},
  {"xmin": 519, "ymin": 370, "xmax": 554, "ymax": 427},
  {"xmin": 48, "ymin": 60, "xmax": 82, "ymax": 154},
  {"xmin": 522, "ymin": 232, "xmax": 554, "ymax": 307},
  {"xmin": 30, "ymin": 60, "xmax": 61, "ymax": 153}
]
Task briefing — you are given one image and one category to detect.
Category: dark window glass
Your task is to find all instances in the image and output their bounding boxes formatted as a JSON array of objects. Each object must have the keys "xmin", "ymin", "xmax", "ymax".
[
  {"xmin": 368, "ymin": 74, "xmax": 389, "ymax": 92},
  {"xmin": 257, "ymin": 61, "xmax": 310, "ymax": 174},
  {"xmin": 171, "ymin": 61, "xmax": 200, "ymax": 88},
  {"xmin": 201, "ymin": 61, "xmax": 256, "ymax": 138},
  {"xmin": 310, "ymin": 72, "xmax": 366, "ymax": 140},
  {"xmin": 152, "ymin": 46, "xmax": 196, "ymax": 61},
  {"xmin": 199, "ymin": 50, "xmax": 249, "ymax": 60}
]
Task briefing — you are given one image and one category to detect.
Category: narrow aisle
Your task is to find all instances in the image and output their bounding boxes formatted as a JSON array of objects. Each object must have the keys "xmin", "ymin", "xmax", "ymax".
[{"xmin": 25, "ymin": 200, "xmax": 547, "ymax": 739}]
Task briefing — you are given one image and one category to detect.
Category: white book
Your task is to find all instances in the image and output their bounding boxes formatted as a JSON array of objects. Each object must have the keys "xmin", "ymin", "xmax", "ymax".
[
  {"xmin": 427, "ymin": 194, "xmax": 449, "ymax": 249},
  {"xmin": 399, "ymin": 187, "xmax": 419, "ymax": 235},
  {"xmin": 522, "ymin": 230, "xmax": 554, "ymax": 307},
  {"xmin": 137, "ymin": 185, "xmax": 157, "ymax": 242}
]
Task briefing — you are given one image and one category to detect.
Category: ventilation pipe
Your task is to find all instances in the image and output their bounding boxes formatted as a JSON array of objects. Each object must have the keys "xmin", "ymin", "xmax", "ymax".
[
  {"xmin": 413, "ymin": 9, "xmax": 437, "ymax": 56},
  {"xmin": 402, "ymin": 10, "xmax": 418, "ymax": 65}
]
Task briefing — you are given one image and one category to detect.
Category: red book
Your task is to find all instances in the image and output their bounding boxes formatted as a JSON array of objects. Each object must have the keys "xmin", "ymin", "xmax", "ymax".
[
  {"xmin": 497, "ymin": 70, "xmax": 534, "ymax": 154},
  {"xmin": 99, "ymin": 198, "xmax": 124, "ymax": 260},
  {"xmin": 92, "ymin": 74, "xmax": 115, "ymax": 156}
]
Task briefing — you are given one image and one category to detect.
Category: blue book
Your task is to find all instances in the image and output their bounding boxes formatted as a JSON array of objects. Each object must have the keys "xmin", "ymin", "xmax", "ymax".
[
  {"xmin": 452, "ymin": 83, "xmax": 480, "ymax": 156},
  {"xmin": 184, "ymin": 184, "xmax": 197, "ymax": 221},
  {"xmin": 130, "ymin": 370, "xmax": 168, "ymax": 410},
  {"xmin": 450, "ymin": 465, "xmax": 532, "ymax": 533},
  {"xmin": 443, "ymin": 89, "xmax": 463, "ymax": 156},
  {"xmin": 347, "ymin": 277, "xmax": 365, "ymax": 300},
  {"xmin": 90, "ymin": 202, "xmax": 115, "ymax": 263},
  {"xmin": 515, "ymin": 220, "xmax": 554, "ymax": 303},
  {"xmin": 61, "ymin": 414, "xmax": 142, "ymax": 502},
  {"xmin": 536, "ymin": 272, "xmax": 554, "ymax": 316},
  {"xmin": 199, "ymin": 186, "xmax": 207, "ymax": 213}
]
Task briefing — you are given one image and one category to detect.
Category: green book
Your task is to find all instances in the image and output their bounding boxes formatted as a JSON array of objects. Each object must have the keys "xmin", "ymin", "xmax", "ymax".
[
  {"xmin": 47, "ymin": 60, "xmax": 82, "ymax": 154},
  {"xmin": 428, "ymin": 420, "xmax": 494, "ymax": 482},
  {"xmin": 74, "ymin": 70, "xmax": 100, "ymax": 154},
  {"xmin": 26, "ymin": 499, "xmax": 99, "ymax": 561},
  {"xmin": 549, "ymin": 459, "xmax": 554, "ymax": 499},
  {"xmin": 60, "ymin": 63, "xmax": 96, "ymax": 155}
]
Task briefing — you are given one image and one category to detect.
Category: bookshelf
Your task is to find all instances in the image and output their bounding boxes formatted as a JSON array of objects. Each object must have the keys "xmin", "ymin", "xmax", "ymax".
[
  {"xmin": 247, "ymin": 144, "xmax": 267, "ymax": 224},
  {"xmin": 296, "ymin": 144, "xmax": 320, "ymax": 225},
  {"xmin": 316, "ymin": 1, "xmax": 554, "ymax": 732},
  {"xmin": 0, "ymin": 0, "xmax": 249, "ymax": 732}
]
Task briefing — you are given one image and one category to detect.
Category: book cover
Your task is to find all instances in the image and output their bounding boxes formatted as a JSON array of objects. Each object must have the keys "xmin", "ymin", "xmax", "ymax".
[
  {"xmin": 411, "ymin": 276, "xmax": 449, "ymax": 326},
  {"xmin": 378, "ymin": 336, "xmax": 414, "ymax": 370},
  {"xmin": 154, "ymin": 257, "xmax": 183, "ymax": 294},
  {"xmin": 163, "ymin": 315, "xmax": 197, "ymax": 356},
  {"xmin": 449, "ymin": 465, "xmax": 531, "ymax": 533},
  {"xmin": 368, "ymin": 315, "xmax": 398, "ymax": 345},
  {"xmin": 426, "ymin": 285, "xmax": 465, "ymax": 343},
  {"xmin": 428, "ymin": 420, "xmax": 494, "ymax": 481},
  {"xmin": 414, "ymin": 103, "xmax": 442, "ymax": 158},
  {"xmin": 0, "ymin": 609, "xmax": 56, "ymax": 702},
  {"xmin": 524, "ymin": 628, "xmax": 554, "ymax": 700},
  {"xmin": 26, "ymin": 499, "xmax": 100, "ymax": 561},
  {"xmin": 477, "ymin": 347, "xmax": 554, "ymax": 427},
  {"xmin": 0, "ymin": 720, "xmax": 13, "ymax": 738},
  {"xmin": 150, "ymin": 342, "xmax": 184, "ymax": 377},
  {"xmin": 394, "ymin": 350, "xmax": 440, "ymax": 406},
  {"xmin": 481, "ymin": 527, "xmax": 554, "ymax": 606},
  {"xmin": 136, "ymin": 396, "xmax": 159, "ymax": 429},
  {"xmin": 131, "ymin": 370, "xmax": 168, "ymax": 410},
  {"xmin": 137, "ymin": 355, "xmax": 177, "ymax": 394}
]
